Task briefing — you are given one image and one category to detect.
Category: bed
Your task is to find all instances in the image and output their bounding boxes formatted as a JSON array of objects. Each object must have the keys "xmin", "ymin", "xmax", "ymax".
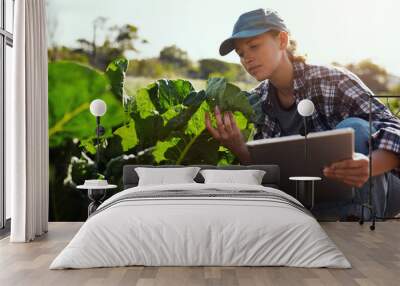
[{"xmin": 49, "ymin": 164, "xmax": 351, "ymax": 269}]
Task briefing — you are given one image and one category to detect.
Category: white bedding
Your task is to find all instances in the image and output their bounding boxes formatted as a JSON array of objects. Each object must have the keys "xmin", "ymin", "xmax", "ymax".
[{"xmin": 49, "ymin": 183, "xmax": 351, "ymax": 269}]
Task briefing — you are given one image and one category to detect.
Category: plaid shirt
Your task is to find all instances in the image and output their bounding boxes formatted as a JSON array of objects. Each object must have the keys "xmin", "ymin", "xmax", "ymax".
[{"xmin": 248, "ymin": 61, "xmax": 400, "ymax": 178}]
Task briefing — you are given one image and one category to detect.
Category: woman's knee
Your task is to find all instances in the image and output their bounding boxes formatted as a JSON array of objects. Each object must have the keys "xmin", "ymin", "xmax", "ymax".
[
  {"xmin": 335, "ymin": 117, "xmax": 371, "ymax": 155},
  {"xmin": 335, "ymin": 117, "xmax": 369, "ymax": 130}
]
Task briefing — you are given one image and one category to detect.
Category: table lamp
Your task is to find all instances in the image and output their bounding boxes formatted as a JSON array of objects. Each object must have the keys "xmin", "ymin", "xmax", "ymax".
[
  {"xmin": 89, "ymin": 99, "xmax": 107, "ymax": 172},
  {"xmin": 297, "ymin": 99, "xmax": 315, "ymax": 174}
]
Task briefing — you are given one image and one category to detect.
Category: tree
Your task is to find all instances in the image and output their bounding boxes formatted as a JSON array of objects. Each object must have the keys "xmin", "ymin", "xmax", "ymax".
[
  {"xmin": 344, "ymin": 59, "xmax": 389, "ymax": 93},
  {"xmin": 48, "ymin": 46, "xmax": 90, "ymax": 63},
  {"xmin": 92, "ymin": 16, "xmax": 108, "ymax": 62},
  {"xmin": 127, "ymin": 58, "xmax": 172, "ymax": 78},
  {"xmin": 74, "ymin": 17, "xmax": 147, "ymax": 70},
  {"xmin": 390, "ymin": 84, "xmax": 400, "ymax": 96},
  {"xmin": 159, "ymin": 45, "xmax": 191, "ymax": 70},
  {"xmin": 197, "ymin": 59, "xmax": 249, "ymax": 82}
]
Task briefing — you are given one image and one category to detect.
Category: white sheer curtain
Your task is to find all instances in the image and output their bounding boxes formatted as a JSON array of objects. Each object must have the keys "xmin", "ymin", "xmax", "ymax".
[{"xmin": 7, "ymin": 0, "xmax": 49, "ymax": 242}]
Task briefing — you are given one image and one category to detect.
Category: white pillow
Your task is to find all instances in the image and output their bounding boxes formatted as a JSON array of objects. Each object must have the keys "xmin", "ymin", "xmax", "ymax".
[
  {"xmin": 135, "ymin": 167, "xmax": 201, "ymax": 186},
  {"xmin": 200, "ymin": 169, "xmax": 266, "ymax": 185}
]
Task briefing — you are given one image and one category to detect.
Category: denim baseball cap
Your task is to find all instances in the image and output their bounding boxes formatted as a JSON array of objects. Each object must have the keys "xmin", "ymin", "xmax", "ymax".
[{"xmin": 219, "ymin": 9, "xmax": 289, "ymax": 56}]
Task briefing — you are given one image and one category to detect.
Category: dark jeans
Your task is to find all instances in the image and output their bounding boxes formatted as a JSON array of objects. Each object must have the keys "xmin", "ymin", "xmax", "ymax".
[{"xmin": 312, "ymin": 117, "xmax": 400, "ymax": 221}]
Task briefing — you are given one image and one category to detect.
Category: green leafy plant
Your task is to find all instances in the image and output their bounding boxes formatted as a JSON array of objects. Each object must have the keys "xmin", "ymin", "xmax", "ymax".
[
  {"xmin": 49, "ymin": 57, "xmax": 259, "ymax": 221},
  {"xmin": 72, "ymin": 76, "xmax": 257, "ymax": 185}
]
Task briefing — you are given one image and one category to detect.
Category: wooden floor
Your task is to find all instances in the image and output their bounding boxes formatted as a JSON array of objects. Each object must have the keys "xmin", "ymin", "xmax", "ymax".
[{"xmin": 0, "ymin": 222, "xmax": 399, "ymax": 286}]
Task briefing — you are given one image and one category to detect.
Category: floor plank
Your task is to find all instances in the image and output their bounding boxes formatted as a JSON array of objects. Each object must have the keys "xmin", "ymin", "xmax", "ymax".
[{"xmin": 0, "ymin": 221, "xmax": 399, "ymax": 286}]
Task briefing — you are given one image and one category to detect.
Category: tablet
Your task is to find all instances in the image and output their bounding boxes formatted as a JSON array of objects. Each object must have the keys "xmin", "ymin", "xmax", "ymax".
[{"xmin": 246, "ymin": 128, "xmax": 355, "ymax": 203}]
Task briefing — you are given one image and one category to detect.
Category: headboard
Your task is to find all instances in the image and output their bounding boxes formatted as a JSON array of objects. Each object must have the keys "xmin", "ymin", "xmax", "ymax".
[{"xmin": 122, "ymin": 164, "xmax": 280, "ymax": 189}]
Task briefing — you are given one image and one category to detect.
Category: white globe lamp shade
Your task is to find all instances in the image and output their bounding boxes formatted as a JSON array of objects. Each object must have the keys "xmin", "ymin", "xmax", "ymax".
[
  {"xmin": 90, "ymin": 99, "xmax": 107, "ymax": 117},
  {"xmin": 297, "ymin": 99, "xmax": 315, "ymax": 117}
]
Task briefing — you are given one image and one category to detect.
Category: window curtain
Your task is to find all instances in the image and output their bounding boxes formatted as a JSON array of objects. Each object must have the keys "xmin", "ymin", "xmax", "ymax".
[{"xmin": 8, "ymin": 0, "xmax": 49, "ymax": 242}]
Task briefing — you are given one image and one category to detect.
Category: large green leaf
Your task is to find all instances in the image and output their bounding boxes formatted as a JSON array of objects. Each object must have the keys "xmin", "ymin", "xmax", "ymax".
[
  {"xmin": 205, "ymin": 77, "xmax": 255, "ymax": 121},
  {"xmin": 152, "ymin": 137, "xmax": 181, "ymax": 164},
  {"xmin": 113, "ymin": 119, "xmax": 138, "ymax": 151},
  {"xmin": 105, "ymin": 57, "xmax": 130, "ymax": 108},
  {"xmin": 159, "ymin": 90, "xmax": 207, "ymax": 140},
  {"xmin": 185, "ymin": 100, "xmax": 210, "ymax": 136},
  {"xmin": 132, "ymin": 84, "xmax": 158, "ymax": 118},
  {"xmin": 148, "ymin": 79, "xmax": 195, "ymax": 113},
  {"xmin": 128, "ymin": 80, "xmax": 207, "ymax": 147},
  {"xmin": 162, "ymin": 130, "xmax": 221, "ymax": 165},
  {"xmin": 130, "ymin": 111, "xmax": 164, "ymax": 148}
]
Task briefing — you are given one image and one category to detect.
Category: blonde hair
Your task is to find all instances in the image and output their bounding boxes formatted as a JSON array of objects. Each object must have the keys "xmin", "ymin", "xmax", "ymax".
[{"xmin": 269, "ymin": 30, "xmax": 306, "ymax": 63}]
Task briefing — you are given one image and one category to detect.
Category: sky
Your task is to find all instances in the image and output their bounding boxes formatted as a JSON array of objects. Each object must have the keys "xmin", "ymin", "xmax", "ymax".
[{"xmin": 47, "ymin": 0, "xmax": 400, "ymax": 76}]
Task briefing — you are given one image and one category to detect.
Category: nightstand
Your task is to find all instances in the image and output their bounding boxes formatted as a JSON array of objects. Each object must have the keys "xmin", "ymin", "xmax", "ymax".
[
  {"xmin": 289, "ymin": 176, "xmax": 321, "ymax": 210},
  {"xmin": 77, "ymin": 184, "xmax": 117, "ymax": 217}
]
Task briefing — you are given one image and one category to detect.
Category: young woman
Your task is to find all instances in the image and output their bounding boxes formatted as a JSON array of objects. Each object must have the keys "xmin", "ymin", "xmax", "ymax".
[{"xmin": 204, "ymin": 8, "xmax": 400, "ymax": 220}]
